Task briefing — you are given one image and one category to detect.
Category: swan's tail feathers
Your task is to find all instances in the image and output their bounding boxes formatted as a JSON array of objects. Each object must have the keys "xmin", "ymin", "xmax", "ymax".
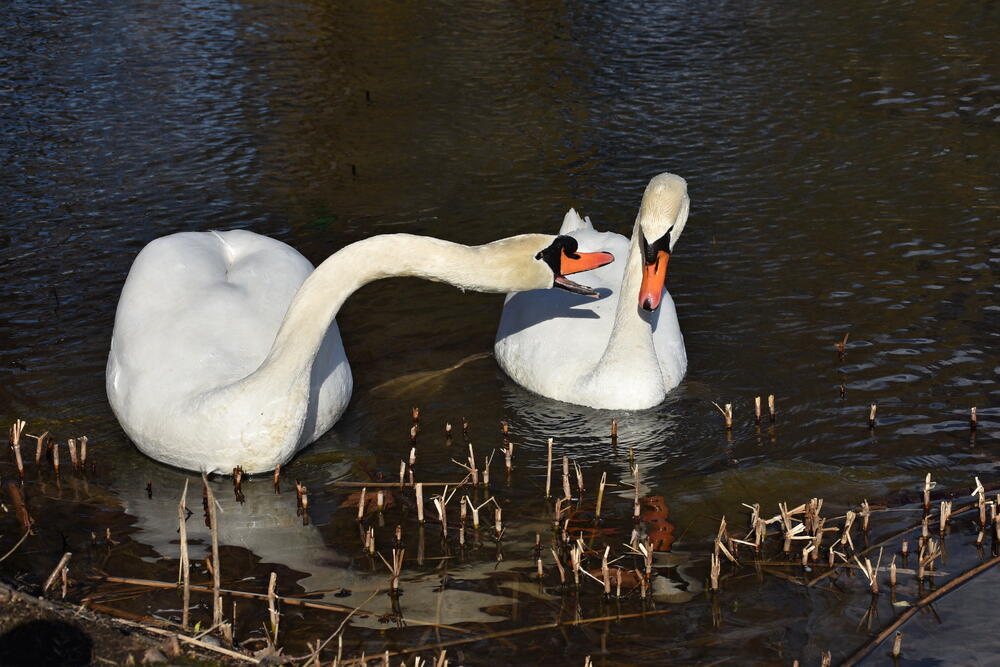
[
  {"xmin": 370, "ymin": 352, "xmax": 492, "ymax": 396},
  {"xmin": 558, "ymin": 208, "xmax": 594, "ymax": 235}
]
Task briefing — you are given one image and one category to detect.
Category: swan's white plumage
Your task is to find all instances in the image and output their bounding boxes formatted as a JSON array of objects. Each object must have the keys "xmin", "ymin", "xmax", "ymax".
[
  {"xmin": 107, "ymin": 230, "xmax": 352, "ymax": 473},
  {"xmin": 108, "ymin": 230, "xmax": 594, "ymax": 473},
  {"xmin": 495, "ymin": 173, "xmax": 689, "ymax": 410}
]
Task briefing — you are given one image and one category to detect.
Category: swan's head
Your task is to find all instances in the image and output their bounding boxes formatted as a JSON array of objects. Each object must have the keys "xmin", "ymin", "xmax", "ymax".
[
  {"xmin": 636, "ymin": 173, "xmax": 690, "ymax": 311},
  {"xmin": 481, "ymin": 234, "xmax": 614, "ymax": 297}
]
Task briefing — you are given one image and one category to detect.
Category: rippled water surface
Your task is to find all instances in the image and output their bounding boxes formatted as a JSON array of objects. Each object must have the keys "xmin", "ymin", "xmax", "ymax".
[{"xmin": 2, "ymin": 0, "xmax": 999, "ymax": 664}]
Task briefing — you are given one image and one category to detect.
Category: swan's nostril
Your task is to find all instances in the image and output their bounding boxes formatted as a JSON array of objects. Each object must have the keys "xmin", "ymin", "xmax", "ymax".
[{"xmin": 641, "ymin": 299, "xmax": 653, "ymax": 311}]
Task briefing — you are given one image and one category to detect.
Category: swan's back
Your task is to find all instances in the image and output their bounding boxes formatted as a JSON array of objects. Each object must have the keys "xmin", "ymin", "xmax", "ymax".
[{"xmin": 107, "ymin": 231, "xmax": 314, "ymax": 418}]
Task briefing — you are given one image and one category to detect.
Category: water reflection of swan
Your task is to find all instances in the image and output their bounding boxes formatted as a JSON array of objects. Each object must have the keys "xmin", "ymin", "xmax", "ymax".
[
  {"xmin": 118, "ymin": 448, "xmax": 700, "ymax": 632},
  {"xmin": 107, "ymin": 231, "xmax": 612, "ymax": 474},
  {"xmin": 496, "ymin": 173, "xmax": 690, "ymax": 410},
  {"xmin": 498, "ymin": 379, "xmax": 688, "ymax": 471},
  {"xmin": 119, "ymin": 460, "xmax": 544, "ymax": 628}
]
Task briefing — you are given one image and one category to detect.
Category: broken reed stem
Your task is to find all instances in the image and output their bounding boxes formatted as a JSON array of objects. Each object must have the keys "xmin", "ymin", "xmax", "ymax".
[
  {"xmin": 939, "ymin": 500, "xmax": 952, "ymax": 533},
  {"xmin": 835, "ymin": 331, "xmax": 850, "ymax": 355},
  {"xmin": 712, "ymin": 401, "xmax": 733, "ymax": 429},
  {"xmin": 868, "ymin": 403, "xmax": 877, "ymax": 428},
  {"xmin": 268, "ymin": 571, "xmax": 279, "ymax": 644},
  {"xmin": 768, "ymin": 394, "xmax": 776, "ymax": 422},
  {"xmin": 33, "ymin": 432, "xmax": 48, "ymax": 465},
  {"xmin": 78, "ymin": 436, "xmax": 87, "ymax": 467},
  {"xmin": 891, "ymin": 631, "xmax": 902, "ymax": 658},
  {"xmin": 67, "ymin": 438, "xmax": 78, "ymax": 469},
  {"xmin": 178, "ymin": 479, "xmax": 191, "ymax": 630},
  {"xmin": 633, "ymin": 464, "xmax": 641, "ymax": 521},
  {"xmin": 551, "ymin": 549, "xmax": 566, "ymax": 585},
  {"xmin": 970, "ymin": 406, "xmax": 977, "ymax": 430},
  {"xmin": 754, "ymin": 396, "xmax": 762, "ymax": 424},
  {"xmin": 51, "ymin": 441, "xmax": 60, "ymax": 476},
  {"xmin": 10, "ymin": 420, "xmax": 25, "ymax": 478},
  {"xmin": 201, "ymin": 473, "xmax": 223, "ymax": 627},
  {"xmin": 595, "ymin": 472, "xmax": 607, "ymax": 519},
  {"xmin": 467, "ymin": 443, "xmax": 478, "ymax": 486},
  {"xmin": 562, "ymin": 456, "xmax": 571, "ymax": 501},
  {"xmin": 357, "ymin": 487, "xmax": 367, "ymax": 521},
  {"xmin": 273, "ymin": 464, "xmax": 281, "ymax": 493},
  {"xmin": 43, "ymin": 552, "xmax": 72, "ymax": 597},
  {"xmin": 416, "ymin": 483, "xmax": 424, "ymax": 523},
  {"xmin": 601, "ymin": 547, "xmax": 611, "ymax": 596},
  {"xmin": 545, "ymin": 438, "xmax": 553, "ymax": 499},
  {"xmin": 923, "ymin": 473, "xmax": 933, "ymax": 514}
]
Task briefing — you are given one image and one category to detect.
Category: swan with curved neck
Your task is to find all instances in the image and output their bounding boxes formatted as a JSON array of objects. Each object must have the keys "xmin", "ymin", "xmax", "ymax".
[
  {"xmin": 495, "ymin": 172, "xmax": 690, "ymax": 409},
  {"xmin": 107, "ymin": 231, "xmax": 613, "ymax": 473}
]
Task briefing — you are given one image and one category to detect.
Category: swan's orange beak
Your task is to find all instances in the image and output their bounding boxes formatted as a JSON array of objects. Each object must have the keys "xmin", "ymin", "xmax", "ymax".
[
  {"xmin": 639, "ymin": 250, "xmax": 669, "ymax": 311},
  {"xmin": 553, "ymin": 250, "xmax": 615, "ymax": 297},
  {"xmin": 560, "ymin": 250, "xmax": 615, "ymax": 276}
]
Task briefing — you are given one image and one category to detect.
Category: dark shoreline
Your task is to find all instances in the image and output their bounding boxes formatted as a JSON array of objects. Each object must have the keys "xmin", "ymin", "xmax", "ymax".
[{"xmin": 0, "ymin": 581, "xmax": 245, "ymax": 666}]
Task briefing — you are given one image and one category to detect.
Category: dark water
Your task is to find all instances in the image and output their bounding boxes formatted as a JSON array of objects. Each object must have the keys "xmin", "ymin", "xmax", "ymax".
[{"xmin": 2, "ymin": 0, "xmax": 999, "ymax": 663}]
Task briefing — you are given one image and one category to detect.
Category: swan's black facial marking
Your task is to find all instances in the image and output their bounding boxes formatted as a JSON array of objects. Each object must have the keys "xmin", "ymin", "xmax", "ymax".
[
  {"xmin": 536, "ymin": 235, "xmax": 581, "ymax": 276},
  {"xmin": 641, "ymin": 229, "xmax": 672, "ymax": 265}
]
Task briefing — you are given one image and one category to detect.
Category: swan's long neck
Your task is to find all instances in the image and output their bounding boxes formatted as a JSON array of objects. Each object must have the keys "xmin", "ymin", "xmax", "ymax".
[
  {"xmin": 213, "ymin": 234, "xmax": 548, "ymax": 404},
  {"xmin": 589, "ymin": 219, "xmax": 662, "ymax": 385}
]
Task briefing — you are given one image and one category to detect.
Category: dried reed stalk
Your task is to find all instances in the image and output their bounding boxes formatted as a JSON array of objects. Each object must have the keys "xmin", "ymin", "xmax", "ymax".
[
  {"xmin": 67, "ymin": 438, "xmax": 78, "ymax": 469},
  {"xmin": 10, "ymin": 419, "xmax": 25, "ymax": 478},
  {"xmin": 545, "ymin": 438, "xmax": 553, "ymax": 498},
  {"xmin": 416, "ymin": 483, "xmax": 424, "ymax": 523},
  {"xmin": 268, "ymin": 571, "xmax": 279, "ymax": 644},
  {"xmin": 712, "ymin": 401, "xmax": 733, "ymax": 429},
  {"xmin": 178, "ymin": 479, "xmax": 191, "ymax": 629},
  {"xmin": 595, "ymin": 472, "xmax": 607, "ymax": 519},
  {"xmin": 501, "ymin": 442, "xmax": 514, "ymax": 475},
  {"xmin": 201, "ymin": 473, "xmax": 222, "ymax": 627},
  {"xmin": 43, "ymin": 552, "xmax": 72, "ymax": 597}
]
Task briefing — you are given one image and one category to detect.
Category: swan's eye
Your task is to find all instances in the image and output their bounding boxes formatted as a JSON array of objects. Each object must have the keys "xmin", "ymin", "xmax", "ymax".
[
  {"xmin": 539, "ymin": 236, "xmax": 578, "ymax": 275},
  {"xmin": 641, "ymin": 230, "xmax": 672, "ymax": 265}
]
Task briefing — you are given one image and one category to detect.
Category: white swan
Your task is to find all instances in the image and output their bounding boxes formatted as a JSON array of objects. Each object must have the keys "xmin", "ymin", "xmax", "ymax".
[
  {"xmin": 495, "ymin": 172, "xmax": 690, "ymax": 410},
  {"xmin": 106, "ymin": 231, "xmax": 613, "ymax": 474}
]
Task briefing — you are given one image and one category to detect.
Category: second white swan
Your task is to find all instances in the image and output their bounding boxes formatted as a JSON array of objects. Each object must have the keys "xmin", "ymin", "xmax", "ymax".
[{"xmin": 495, "ymin": 173, "xmax": 690, "ymax": 410}]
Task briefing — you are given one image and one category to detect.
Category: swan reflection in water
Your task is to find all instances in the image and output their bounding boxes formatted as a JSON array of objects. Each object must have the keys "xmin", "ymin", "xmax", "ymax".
[{"xmin": 116, "ymin": 429, "xmax": 699, "ymax": 632}]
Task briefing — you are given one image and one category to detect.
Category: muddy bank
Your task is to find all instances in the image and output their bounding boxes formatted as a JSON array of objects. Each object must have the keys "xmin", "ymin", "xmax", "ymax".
[{"xmin": 0, "ymin": 581, "xmax": 246, "ymax": 666}]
